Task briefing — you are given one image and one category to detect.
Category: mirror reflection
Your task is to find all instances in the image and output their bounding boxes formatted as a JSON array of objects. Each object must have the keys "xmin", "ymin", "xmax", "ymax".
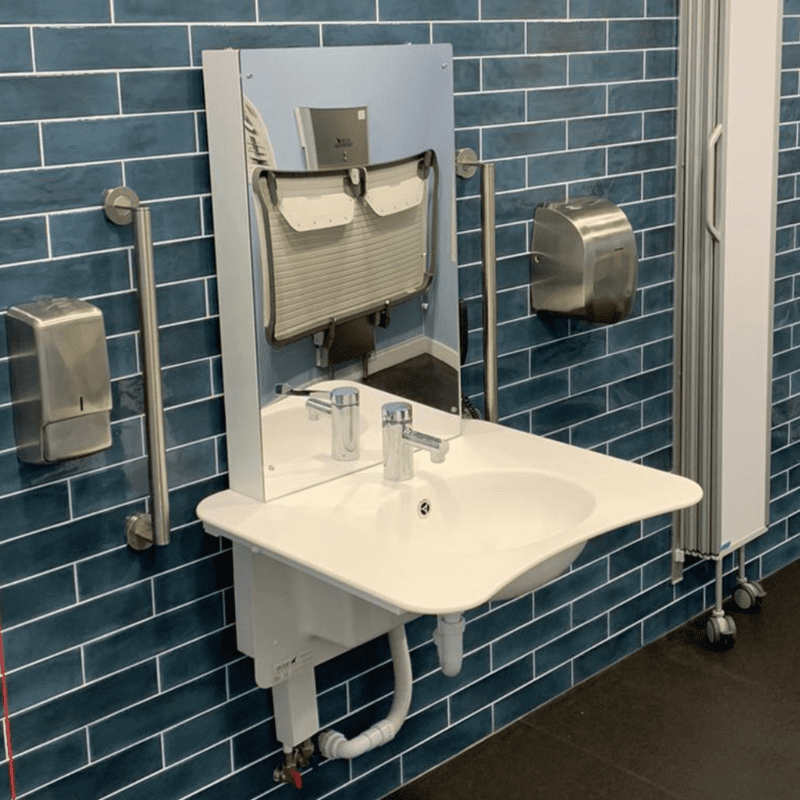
[{"xmin": 203, "ymin": 45, "xmax": 461, "ymax": 500}]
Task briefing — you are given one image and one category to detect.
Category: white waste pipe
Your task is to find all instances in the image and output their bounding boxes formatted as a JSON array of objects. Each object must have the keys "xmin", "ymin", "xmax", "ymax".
[
  {"xmin": 318, "ymin": 624, "xmax": 412, "ymax": 760},
  {"xmin": 433, "ymin": 613, "xmax": 465, "ymax": 677}
]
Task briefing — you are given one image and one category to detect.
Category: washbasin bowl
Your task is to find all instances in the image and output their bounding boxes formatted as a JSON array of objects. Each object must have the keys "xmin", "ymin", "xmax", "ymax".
[{"xmin": 198, "ymin": 416, "xmax": 702, "ymax": 615}]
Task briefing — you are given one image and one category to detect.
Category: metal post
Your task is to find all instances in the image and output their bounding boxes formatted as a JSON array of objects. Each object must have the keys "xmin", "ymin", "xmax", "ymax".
[
  {"xmin": 104, "ymin": 187, "xmax": 170, "ymax": 549},
  {"xmin": 480, "ymin": 162, "xmax": 498, "ymax": 423},
  {"xmin": 455, "ymin": 149, "xmax": 499, "ymax": 424}
]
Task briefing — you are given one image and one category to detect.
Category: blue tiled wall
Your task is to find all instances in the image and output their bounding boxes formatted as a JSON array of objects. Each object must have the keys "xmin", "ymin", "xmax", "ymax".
[{"xmin": 0, "ymin": 2, "xmax": 797, "ymax": 799}]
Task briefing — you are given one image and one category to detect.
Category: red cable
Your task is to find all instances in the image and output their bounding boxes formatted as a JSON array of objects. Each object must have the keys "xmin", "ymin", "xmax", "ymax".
[{"xmin": 0, "ymin": 602, "xmax": 17, "ymax": 800}]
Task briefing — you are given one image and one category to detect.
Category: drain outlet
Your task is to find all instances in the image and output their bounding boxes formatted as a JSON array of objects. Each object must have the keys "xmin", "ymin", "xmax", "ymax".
[{"xmin": 417, "ymin": 499, "xmax": 432, "ymax": 518}]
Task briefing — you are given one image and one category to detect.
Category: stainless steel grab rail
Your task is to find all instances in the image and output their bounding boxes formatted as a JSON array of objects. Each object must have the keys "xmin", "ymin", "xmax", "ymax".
[
  {"xmin": 103, "ymin": 187, "xmax": 171, "ymax": 549},
  {"xmin": 456, "ymin": 148, "xmax": 498, "ymax": 423}
]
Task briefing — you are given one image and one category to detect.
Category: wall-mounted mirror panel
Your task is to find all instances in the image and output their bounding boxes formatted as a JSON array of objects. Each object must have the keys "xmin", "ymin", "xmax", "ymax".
[{"xmin": 203, "ymin": 45, "xmax": 461, "ymax": 501}]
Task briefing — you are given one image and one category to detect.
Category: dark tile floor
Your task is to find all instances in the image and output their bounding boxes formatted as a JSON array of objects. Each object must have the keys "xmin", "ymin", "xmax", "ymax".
[{"xmin": 387, "ymin": 558, "xmax": 800, "ymax": 800}]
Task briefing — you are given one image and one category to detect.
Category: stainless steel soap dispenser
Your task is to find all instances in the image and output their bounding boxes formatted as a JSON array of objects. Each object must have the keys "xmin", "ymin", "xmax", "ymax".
[{"xmin": 5, "ymin": 298, "xmax": 113, "ymax": 463}]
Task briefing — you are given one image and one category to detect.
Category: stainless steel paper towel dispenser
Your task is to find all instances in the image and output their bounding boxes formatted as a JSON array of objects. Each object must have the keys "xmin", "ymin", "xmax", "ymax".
[
  {"xmin": 530, "ymin": 197, "xmax": 638, "ymax": 324},
  {"xmin": 5, "ymin": 298, "xmax": 113, "ymax": 464}
]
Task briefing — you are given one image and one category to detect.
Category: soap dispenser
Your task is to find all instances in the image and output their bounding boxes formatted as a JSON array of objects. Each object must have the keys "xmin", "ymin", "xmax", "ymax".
[{"xmin": 5, "ymin": 298, "xmax": 113, "ymax": 464}]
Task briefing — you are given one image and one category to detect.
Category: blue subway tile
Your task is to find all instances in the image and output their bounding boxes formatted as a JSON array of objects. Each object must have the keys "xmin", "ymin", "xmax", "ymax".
[
  {"xmin": 643, "ymin": 281, "xmax": 674, "ymax": 314},
  {"xmin": 0, "ymin": 0, "xmax": 110, "ymax": 23},
  {"xmin": 609, "ymin": 19, "xmax": 678, "ymax": 49},
  {"xmin": 453, "ymin": 59, "xmax": 481, "ymax": 92},
  {"xmin": 492, "ymin": 606, "xmax": 571, "ymax": 669},
  {"xmin": 0, "ymin": 163, "xmax": 121, "ymax": 218},
  {"xmin": 34, "ymin": 26, "xmax": 190, "ymax": 71},
  {"xmin": 569, "ymin": 51, "xmax": 643, "ymax": 84},
  {"xmin": 569, "ymin": 174, "xmax": 643, "ymax": 205},
  {"xmin": 337, "ymin": 761, "xmax": 402, "ymax": 799},
  {"xmin": 464, "ymin": 595, "xmax": 532, "ymax": 652},
  {"xmin": 455, "ymin": 92, "xmax": 525, "ymax": 128},
  {"xmin": 608, "ymin": 419, "xmax": 671, "ymax": 460},
  {"xmin": 531, "ymin": 386, "xmax": 608, "ymax": 435},
  {"xmin": 0, "ymin": 75, "xmax": 118, "ymax": 122},
  {"xmin": 20, "ymin": 738, "xmax": 162, "ymax": 800},
  {"xmin": 573, "ymin": 625, "xmax": 641, "ymax": 684},
  {"xmin": 0, "ymin": 567, "xmax": 75, "ymax": 628},
  {"xmin": 608, "ymin": 139, "xmax": 675, "ymax": 173},
  {"xmin": 484, "ymin": 0, "xmax": 566, "ymax": 18},
  {"xmin": 571, "ymin": 0, "xmax": 643, "ymax": 17},
  {"xmin": 133, "ymin": 670, "xmax": 245, "ymax": 766},
  {"xmin": 77, "ymin": 522, "xmax": 220, "ymax": 601},
  {"xmin": 531, "ymin": 329, "xmax": 607, "ymax": 375},
  {"xmin": 259, "ymin": 0, "xmax": 374, "ymax": 20},
  {"xmin": 482, "ymin": 121, "xmax": 565, "ymax": 159},
  {"xmin": 648, "ymin": 0, "xmax": 677, "ymax": 14},
  {"xmin": 499, "ymin": 372, "xmax": 569, "ymax": 418},
  {"xmin": 434, "ymin": 23, "xmax": 525, "ymax": 57},
  {"xmin": 642, "ymin": 224, "xmax": 674, "ymax": 257},
  {"xmin": 0, "ymin": 27, "xmax": 32, "ymax": 72},
  {"xmin": 323, "ymin": 23, "xmax": 430, "ymax": 47},
  {"xmin": 610, "ymin": 526, "xmax": 670, "ymax": 579},
  {"xmin": 571, "ymin": 406, "xmax": 642, "ymax": 450},
  {"xmin": 646, "ymin": 48, "xmax": 678, "ymax": 79},
  {"xmin": 49, "ymin": 198, "xmax": 202, "ymax": 257},
  {"xmin": 535, "ymin": 616, "xmax": 608, "ymax": 675},
  {"xmin": 451, "ymin": 656, "xmax": 532, "ymax": 722},
  {"xmin": 569, "ymin": 113, "xmax": 642, "ymax": 150},
  {"xmin": 528, "ymin": 148, "xmax": 605, "ymax": 185},
  {"xmin": 381, "ymin": 0, "xmax": 477, "ymax": 19},
  {"xmin": 193, "ymin": 26, "xmax": 319, "ymax": 63},
  {"xmin": 153, "ymin": 550, "xmax": 232, "ymax": 612},
  {"xmin": 108, "ymin": 744, "xmax": 231, "ymax": 800},
  {"xmin": 574, "ymin": 523, "xmax": 641, "ymax": 567},
  {"xmin": 645, "ymin": 108, "xmax": 677, "ymax": 139},
  {"xmin": 160, "ymin": 626, "xmax": 240, "ymax": 692},
  {"xmin": 43, "ymin": 113, "xmax": 196, "ymax": 166},
  {"xmin": 0, "ymin": 218, "xmax": 48, "ymax": 266},
  {"xmin": 402, "ymin": 709, "xmax": 493, "ymax": 784},
  {"xmin": 642, "ymin": 392, "xmax": 671, "ymax": 425},
  {"xmin": 5, "ymin": 651, "xmax": 83, "ymax": 715},
  {"xmin": 609, "ymin": 365, "xmax": 672, "ymax": 409},
  {"xmin": 528, "ymin": 85, "xmax": 606, "ymax": 120},
  {"xmin": 0, "ymin": 503, "xmax": 141, "ymax": 586},
  {"xmin": 117, "ymin": 0, "xmax": 254, "ymax": 22},
  {"xmin": 643, "ymin": 168, "xmax": 675, "ymax": 198},
  {"xmin": 121, "ymin": 70, "xmax": 205, "ymax": 113},
  {"xmin": 11, "ymin": 660, "xmax": 158, "ymax": 752},
  {"xmin": 458, "ymin": 157, "xmax": 526, "ymax": 198},
  {"xmin": 608, "ymin": 309, "xmax": 672, "ymax": 352},
  {"xmin": 609, "ymin": 79, "xmax": 676, "ymax": 113},
  {"xmin": 0, "ymin": 124, "xmax": 40, "ymax": 170},
  {"xmin": 83, "ymin": 594, "xmax": 224, "ymax": 681},
  {"xmin": 231, "ymin": 719, "xmax": 279, "ymax": 770},
  {"xmin": 173, "ymin": 759, "xmax": 275, "ymax": 800},
  {"xmin": 12, "ymin": 732, "xmax": 87, "ymax": 796},
  {"xmin": 0, "ymin": 252, "xmax": 129, "ymax": 310},
  {"xmin": 571, "ymin": 350, "xmax": 641, "ymax": 394},
  {"xmin": 483, "ymin": 55, "xmax": 565, "ymax": 90},
  {"xmin": 534, "ymin": 559, "xmax": 607, "ymax": 617},
  {"xmin": 610, "ymin": 580, "xmax": 672, "ymax": 633},
  {"xmin": 573, "ymin": 571, "xmax": 641, "ymax": 627},
  {"xmin": 0, "ymin": 482, "xmax": 70, "ymax": 544},
  {"xmin": 494, "ymin": 663, "xmax": 571, "ymax": 729},
  {"xmin": 528, "ymin": 21, "xmax": 606, "ymax": 54},
  {"xmin": 160, "ymin": 317, "xmax": 221, "ymax": 366},
  {"xmin": 643, "ymin": 589, "xmax": 704, "ymax": 644},
  {"xmin": 3, "ymin": 582, "xmax": 153, "ymax": 671},
  {"xmin": 409, "ymin": 648, "xmax": 490, "ymax": 715},
  {"xmin": 155, "ymin": 238, "xmax": 216, "ymax": 282}
]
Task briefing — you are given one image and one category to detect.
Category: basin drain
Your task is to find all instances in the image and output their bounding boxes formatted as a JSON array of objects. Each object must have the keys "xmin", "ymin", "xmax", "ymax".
[{"xmin": 417, "ymin": 499, "xmax": 431, "ymax": 518}]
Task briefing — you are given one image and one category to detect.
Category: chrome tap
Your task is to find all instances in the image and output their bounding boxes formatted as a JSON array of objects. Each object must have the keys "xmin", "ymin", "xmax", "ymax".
[
  {"xmin": 275, "ymin": 384, "xmax": 360, "ymax": 461},
  {"xmin": 381, "ymin": 402, "xmax": 449, "ymax": 481}
]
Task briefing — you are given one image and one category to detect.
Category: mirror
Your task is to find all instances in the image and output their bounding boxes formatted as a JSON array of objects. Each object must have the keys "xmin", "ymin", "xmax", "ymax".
[{"xmin": 202, "ymin": 45, "xmax": 461, "ymax": 501}]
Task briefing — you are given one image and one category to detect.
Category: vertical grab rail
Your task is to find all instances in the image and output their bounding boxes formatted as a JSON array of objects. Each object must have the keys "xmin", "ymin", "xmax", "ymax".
[
  {"xmin": 104, "ymin": 187, "xmax": 171, "ymax": 549},
  {"xmin": 456, "ymin": 149, "xmax": 499, "ymax": 423}
]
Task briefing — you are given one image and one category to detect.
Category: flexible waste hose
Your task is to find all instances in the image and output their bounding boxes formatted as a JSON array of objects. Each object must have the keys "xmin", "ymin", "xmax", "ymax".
[{"xmin": 318, "ymin": 624, "xmax": 412, "ymax": 760}]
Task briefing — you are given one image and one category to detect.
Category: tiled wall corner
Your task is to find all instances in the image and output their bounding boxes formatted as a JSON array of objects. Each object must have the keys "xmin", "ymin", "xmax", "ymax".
[{"xmin": 0, "ymin": 2, "xmax": 795, "ymax": 799}]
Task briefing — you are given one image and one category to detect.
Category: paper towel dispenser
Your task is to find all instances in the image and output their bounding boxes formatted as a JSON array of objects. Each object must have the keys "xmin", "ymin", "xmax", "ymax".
[
  {"xmin": 5, "ymin": 298, "xmax": 112, "ymax": 464},
  {"xmin": 530, "ymin": 197, "xmax": 638, "ymax": 324}
]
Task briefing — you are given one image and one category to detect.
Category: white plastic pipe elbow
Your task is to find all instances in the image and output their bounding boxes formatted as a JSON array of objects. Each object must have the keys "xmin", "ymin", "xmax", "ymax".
[{"xmin": 318, "ymin": 624, "xmax": 412, "ymax": 760}]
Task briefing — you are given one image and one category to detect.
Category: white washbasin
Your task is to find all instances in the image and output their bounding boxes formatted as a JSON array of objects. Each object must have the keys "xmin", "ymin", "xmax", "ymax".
[{"xmin": 198, "ymin": 416, "xmax": 702, "ymax": 615}]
